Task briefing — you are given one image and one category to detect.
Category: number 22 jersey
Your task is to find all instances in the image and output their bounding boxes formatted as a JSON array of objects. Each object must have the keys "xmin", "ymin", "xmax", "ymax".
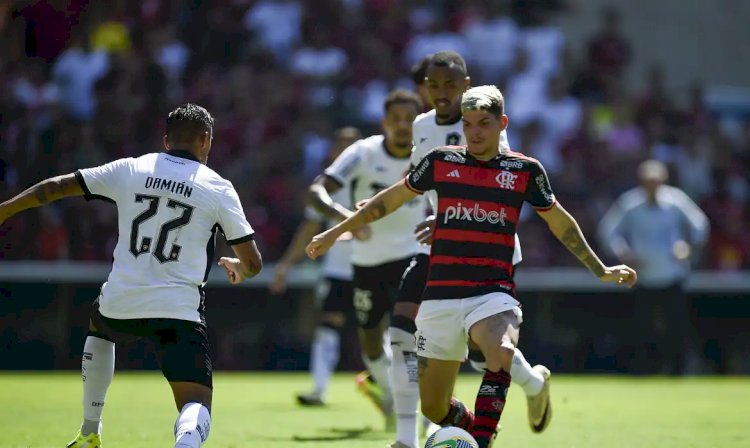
[{"xmin": 76, "ymin": 150, "xmax": 255, "ymax": 323}]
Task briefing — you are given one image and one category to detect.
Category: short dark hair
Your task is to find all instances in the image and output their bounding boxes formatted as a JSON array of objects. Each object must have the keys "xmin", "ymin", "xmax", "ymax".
[
  {"xmin": 428, "ymin": 51, "xmax": 468, "ymax": 76},
  {"xmin": 411, "ymin": 54, "xmax": 432, "ymax": 85},
  {"xmin": 384, "ymin": 89, "xmax": 423, "ymax": 114},
  {"xmin": 166, "ymin": 103, "xmax": 214, "ymax": 143}
]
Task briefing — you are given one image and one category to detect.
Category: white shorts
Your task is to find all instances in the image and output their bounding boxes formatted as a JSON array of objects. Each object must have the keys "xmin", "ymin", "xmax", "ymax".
[{"xmin": 415, "ymin": 292, "xmax": 522, "ymax": 362}]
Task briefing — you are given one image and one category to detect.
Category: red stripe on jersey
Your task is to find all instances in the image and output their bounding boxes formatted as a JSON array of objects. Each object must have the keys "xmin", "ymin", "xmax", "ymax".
[
  {"xmin": 431, "ymin": 255, "xmax": 514, "ymax": 272},
  {"xmin": 437, "ymin": 198, "xmax": 520, "ymax": 225},
  {"xmin": 433, "ymin": 229, "xmax": 515, "ymax": 247},
  {"xmin": 434, "ymin": 160, "xmax": 530, "ymax": 192},
  {"xmin": 426, "ymin": 279, "xmax": 515, "ymax": 289}
]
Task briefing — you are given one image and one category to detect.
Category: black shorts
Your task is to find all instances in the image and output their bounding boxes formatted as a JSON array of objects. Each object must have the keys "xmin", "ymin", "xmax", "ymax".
[
  {"xmin": 90, "ymin": 299, "xmax": 212, "ymax": 389},
  {"xmin": 317, "ymin": 277, "xmax": 354, "ymax": 313},
  {"xmin": 353, "ymin": 257, "xmax": 414, "ymax": 329},
  {"xmin": 396, "ymin": 254, "xmax": 430, "ymax": 305}
]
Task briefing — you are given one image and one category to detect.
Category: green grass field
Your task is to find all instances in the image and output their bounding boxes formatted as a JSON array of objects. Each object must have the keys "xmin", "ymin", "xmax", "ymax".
[{"xmin": 0, "ymin": 372, "xmax": 747, "ymax": 448}]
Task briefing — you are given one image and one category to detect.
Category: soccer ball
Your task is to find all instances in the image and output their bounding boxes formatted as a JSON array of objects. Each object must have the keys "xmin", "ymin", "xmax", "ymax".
[{"xmin": 424, "ymin": 426, "xmax": 479, "ymax": 448}]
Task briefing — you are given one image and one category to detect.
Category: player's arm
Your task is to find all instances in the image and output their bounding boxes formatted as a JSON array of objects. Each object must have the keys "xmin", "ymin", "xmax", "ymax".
[
  {"xmin": 537, "ymin": 202, "xmax": 636, "ymax": 287},
  {"xmin": 526, "ymin": 159, "xmax": 636, "ymax": 286},
  {"xmin": 217, "ymin": 184, "xmax": 263, "ymax": 284},
  {"xmin": 222, "ymin": 238, "xmax": 263, "ymax": 282},
  {"xmin": 0, "ymin": 173, "xmax": 84, "ymax": 224},
  {"xmin": 269, "ymin": 217, "xmax": 322, "ymax": 294},
  {"xmin": 306, "ymin": 181, "xmax": 418, "ymax": 259},
  {"xmin": 307, "ymin": 175, "xmax": 351, "ymax": 222}
]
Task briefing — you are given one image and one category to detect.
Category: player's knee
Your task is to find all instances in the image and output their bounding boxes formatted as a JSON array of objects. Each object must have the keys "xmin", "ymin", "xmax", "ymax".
[
  {"xmin": 421, "ymin": 398, "xmax": 449, "ymax": 423},
  {"xmin": 484, "ymin": 343, "xmax": 515, "ymax": 373}
]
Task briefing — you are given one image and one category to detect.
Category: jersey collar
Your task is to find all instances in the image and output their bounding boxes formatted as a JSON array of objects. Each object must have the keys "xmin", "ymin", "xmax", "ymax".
[{"xmin": 166, "ymin": 149, "xmax": 200, "ymax": 162}]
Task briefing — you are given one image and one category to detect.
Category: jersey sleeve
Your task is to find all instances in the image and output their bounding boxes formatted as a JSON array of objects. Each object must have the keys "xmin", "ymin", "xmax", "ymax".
[
  {"xmin": 75, "ymin": 158, "xmax": 133, "ymax": 202},
  {"xmin": 303, "ymin": 205, "xmax": 324, "ymax": 222},
  {"xmin": 323, "ymin": 141, "xmax": 362, "ymax": 186},
  {"xmin": 526, "ymin": 159, "xmax": 557, "ymax": 210},
  {"xmin": 217, "ymin": 183, "xmax": 255, "ymax": 245},
  {"xmin": 405, "ymin": 150, "xmax": 437, "ymax": 194}
]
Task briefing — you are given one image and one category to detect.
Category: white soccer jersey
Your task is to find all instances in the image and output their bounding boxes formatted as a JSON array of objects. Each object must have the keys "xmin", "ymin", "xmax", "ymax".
[
  {"xmin": 411, "ymin": 109, "xmax": 522, "ymax": 264},
  {"xmin": 76, "ymin": 150, "xmax": 255, "ymax": 323},
  {"xmin": 325, "ymin": 135, "xmax": 425, "ymax": 266},
  {"xmin": 304, "ymin": 186, "xmax": 353, "ymax": 281}
]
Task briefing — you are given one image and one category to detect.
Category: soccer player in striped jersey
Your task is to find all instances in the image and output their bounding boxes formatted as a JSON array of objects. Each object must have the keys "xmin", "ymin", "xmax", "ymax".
[
  {"xmin": 0, "ymin": 104, "xmax": 262, "ymax": 448},
  {"xmin": 387, "ymin": 50, "xmax": 545, "ymax": 448},
  {"xmin": 306, "ymin": 86, "xmax": 637, "ymax": 448}
]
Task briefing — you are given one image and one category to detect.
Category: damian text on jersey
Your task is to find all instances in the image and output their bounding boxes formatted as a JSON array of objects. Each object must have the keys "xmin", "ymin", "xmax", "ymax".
[{"xmin": 145, "ymin": 176, "xmax": 193, "ymax": 198}]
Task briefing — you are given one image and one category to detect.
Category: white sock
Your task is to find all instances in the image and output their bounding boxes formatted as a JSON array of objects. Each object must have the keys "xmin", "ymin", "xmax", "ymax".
[
  {"xmin": 311, "ymin": 326, "xmax": 340, "ymax": 397},
  {"xmin": 174, "ymin": 402, "xmax": 211, "ymax": 448},
  {"xmin": 362, "ymin": 350, "xmax": 392, "ymax": 403},
  {"xmin": 510, "ymin": 348, "xmax": 544, "ymax": 396},
  {"xmin": 389, "ymin": 327, "xmax": 419, "ymax": 448},
  {"xmin": 81, "ymin": 336, "xmax": 115, "ymax": 435}
]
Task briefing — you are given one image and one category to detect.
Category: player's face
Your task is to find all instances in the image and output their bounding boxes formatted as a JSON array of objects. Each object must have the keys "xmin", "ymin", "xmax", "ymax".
[
  {"xmin": 382, "ymin": 102, "xmax": 420, "ymax": 149},
  {"xmin": 462, "ymin": 110, "xmax": 508, "ymax": 159},
  {"xmin": 425, "ymin": 65, "xmax": 469, "ymax": 122}
]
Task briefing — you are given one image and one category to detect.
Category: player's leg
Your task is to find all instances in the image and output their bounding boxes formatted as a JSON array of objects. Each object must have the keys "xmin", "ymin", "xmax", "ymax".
[
  {"xmin": 156, "ymin": 320, "xmax": 213, "ymax": 448},
  {"xmin": 298, "ymin": 279, "xmax": 351, "ymax": 406},
  {"xmin": 389, "ymin": 254, "xmax": 429, "ymax": 448},
  {"xmin": 467, "ymin": 299, "xmax": 522, "ymax": 448},
  {"xmin": 68, "ymin": 301, "xmax": 128, "ymax": 448},
  {"xmin": 418, "ymin": 357, "xmax": 465, "ymax": 426},
  {"xmin": 353, "ymin": 265, "xmax": 394, "ymax": 421},
  {"xmin": 415, "ymin": 299, "xmax": 474, "ymax": 431},
  {"xmin": 468, "ymin": 337, "xmax": 550, "ymax": 433}
]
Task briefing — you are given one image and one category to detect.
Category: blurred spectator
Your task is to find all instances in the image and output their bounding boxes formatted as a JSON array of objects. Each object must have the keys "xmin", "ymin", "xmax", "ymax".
[
  {"xmin": 598, "ymin": 160, "xmax": 709, "ymax": 374},
  {"xmin": 243, "ymin": 0, "xmax": 302, "ymax": 61},
  {"xmin": 51, "ymin": 31, "xmax": 109, "ymax": 120},
  {"xmin": 461, "ymin": 0, "xmax": 519, "ymax": 84},
  {"xmin": 587, "ymin": 7, "xmax": 631, "ymax": 81}
]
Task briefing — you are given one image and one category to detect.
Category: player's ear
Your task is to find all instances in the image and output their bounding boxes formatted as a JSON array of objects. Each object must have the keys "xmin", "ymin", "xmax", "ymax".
[
  {"xmin": 464, "ymin": 76, "xmax": 471, "ymax": 90},
  {"xmin": 499, "ymin": 115, "xmax": 509, "ymax": 132},
  {"xmin": 162, "ymin": 135, "xmax": 169, "ymax": 150}
]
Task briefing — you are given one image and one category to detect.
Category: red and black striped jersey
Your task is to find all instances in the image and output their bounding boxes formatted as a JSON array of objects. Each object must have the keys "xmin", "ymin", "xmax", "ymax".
[{"xmin": 404, "ymin": 146, "xmax": 556, "ymax": 301}]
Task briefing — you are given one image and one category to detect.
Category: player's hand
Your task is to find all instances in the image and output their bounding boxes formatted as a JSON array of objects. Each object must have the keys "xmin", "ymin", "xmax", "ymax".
[
  {"xmin": 306, "ymin": 230, "xmax": 339, "ymax": 260},
  {"xmin": 598, "ymin": 264, "xmax": 637, "ymax": 288},
  {"xmin": 269, "ymin": 264, "xmax": 289, "ymax": 294},
  {"xmin": 414, "ymin": 215, "xmax": 436, "ymax": 245},
  {"xmin": 218, "ymin": 257, "xmax": 245, "ymax": 285}
]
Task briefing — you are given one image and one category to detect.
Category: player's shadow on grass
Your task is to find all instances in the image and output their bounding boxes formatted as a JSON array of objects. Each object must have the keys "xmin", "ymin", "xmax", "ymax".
[{"xmin": 293, "ymin": 426, "xmax": 377, "ymax": 442}]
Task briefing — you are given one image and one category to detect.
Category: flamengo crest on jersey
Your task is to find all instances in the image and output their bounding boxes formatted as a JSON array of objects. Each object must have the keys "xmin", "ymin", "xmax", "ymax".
[
  {"xmin": 324, "ymin": 135, "xmax": 425, "ymax": 266},
  {"xmin": 76, "ymin": 150, "xmax": 254, "ymax": 323}
]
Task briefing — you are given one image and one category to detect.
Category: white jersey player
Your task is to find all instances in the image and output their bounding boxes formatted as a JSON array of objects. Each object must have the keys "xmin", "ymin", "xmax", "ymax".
[
  {"xmin": 308, "ymin": 90, "xmax": 426, "ymax": 430},
  {"xmin": 0, "ymin": 104, "xmax": 262, "ymax": 448},
  {"xmin": 269, "ymin": 127, "xmax": 362, "ymax": 407}
]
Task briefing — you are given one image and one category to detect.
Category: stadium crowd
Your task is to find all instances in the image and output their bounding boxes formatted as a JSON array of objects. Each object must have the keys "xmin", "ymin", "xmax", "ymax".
[{"xmin": 1, "ymin": 0, "xmax": 749, "ymax": 270}]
